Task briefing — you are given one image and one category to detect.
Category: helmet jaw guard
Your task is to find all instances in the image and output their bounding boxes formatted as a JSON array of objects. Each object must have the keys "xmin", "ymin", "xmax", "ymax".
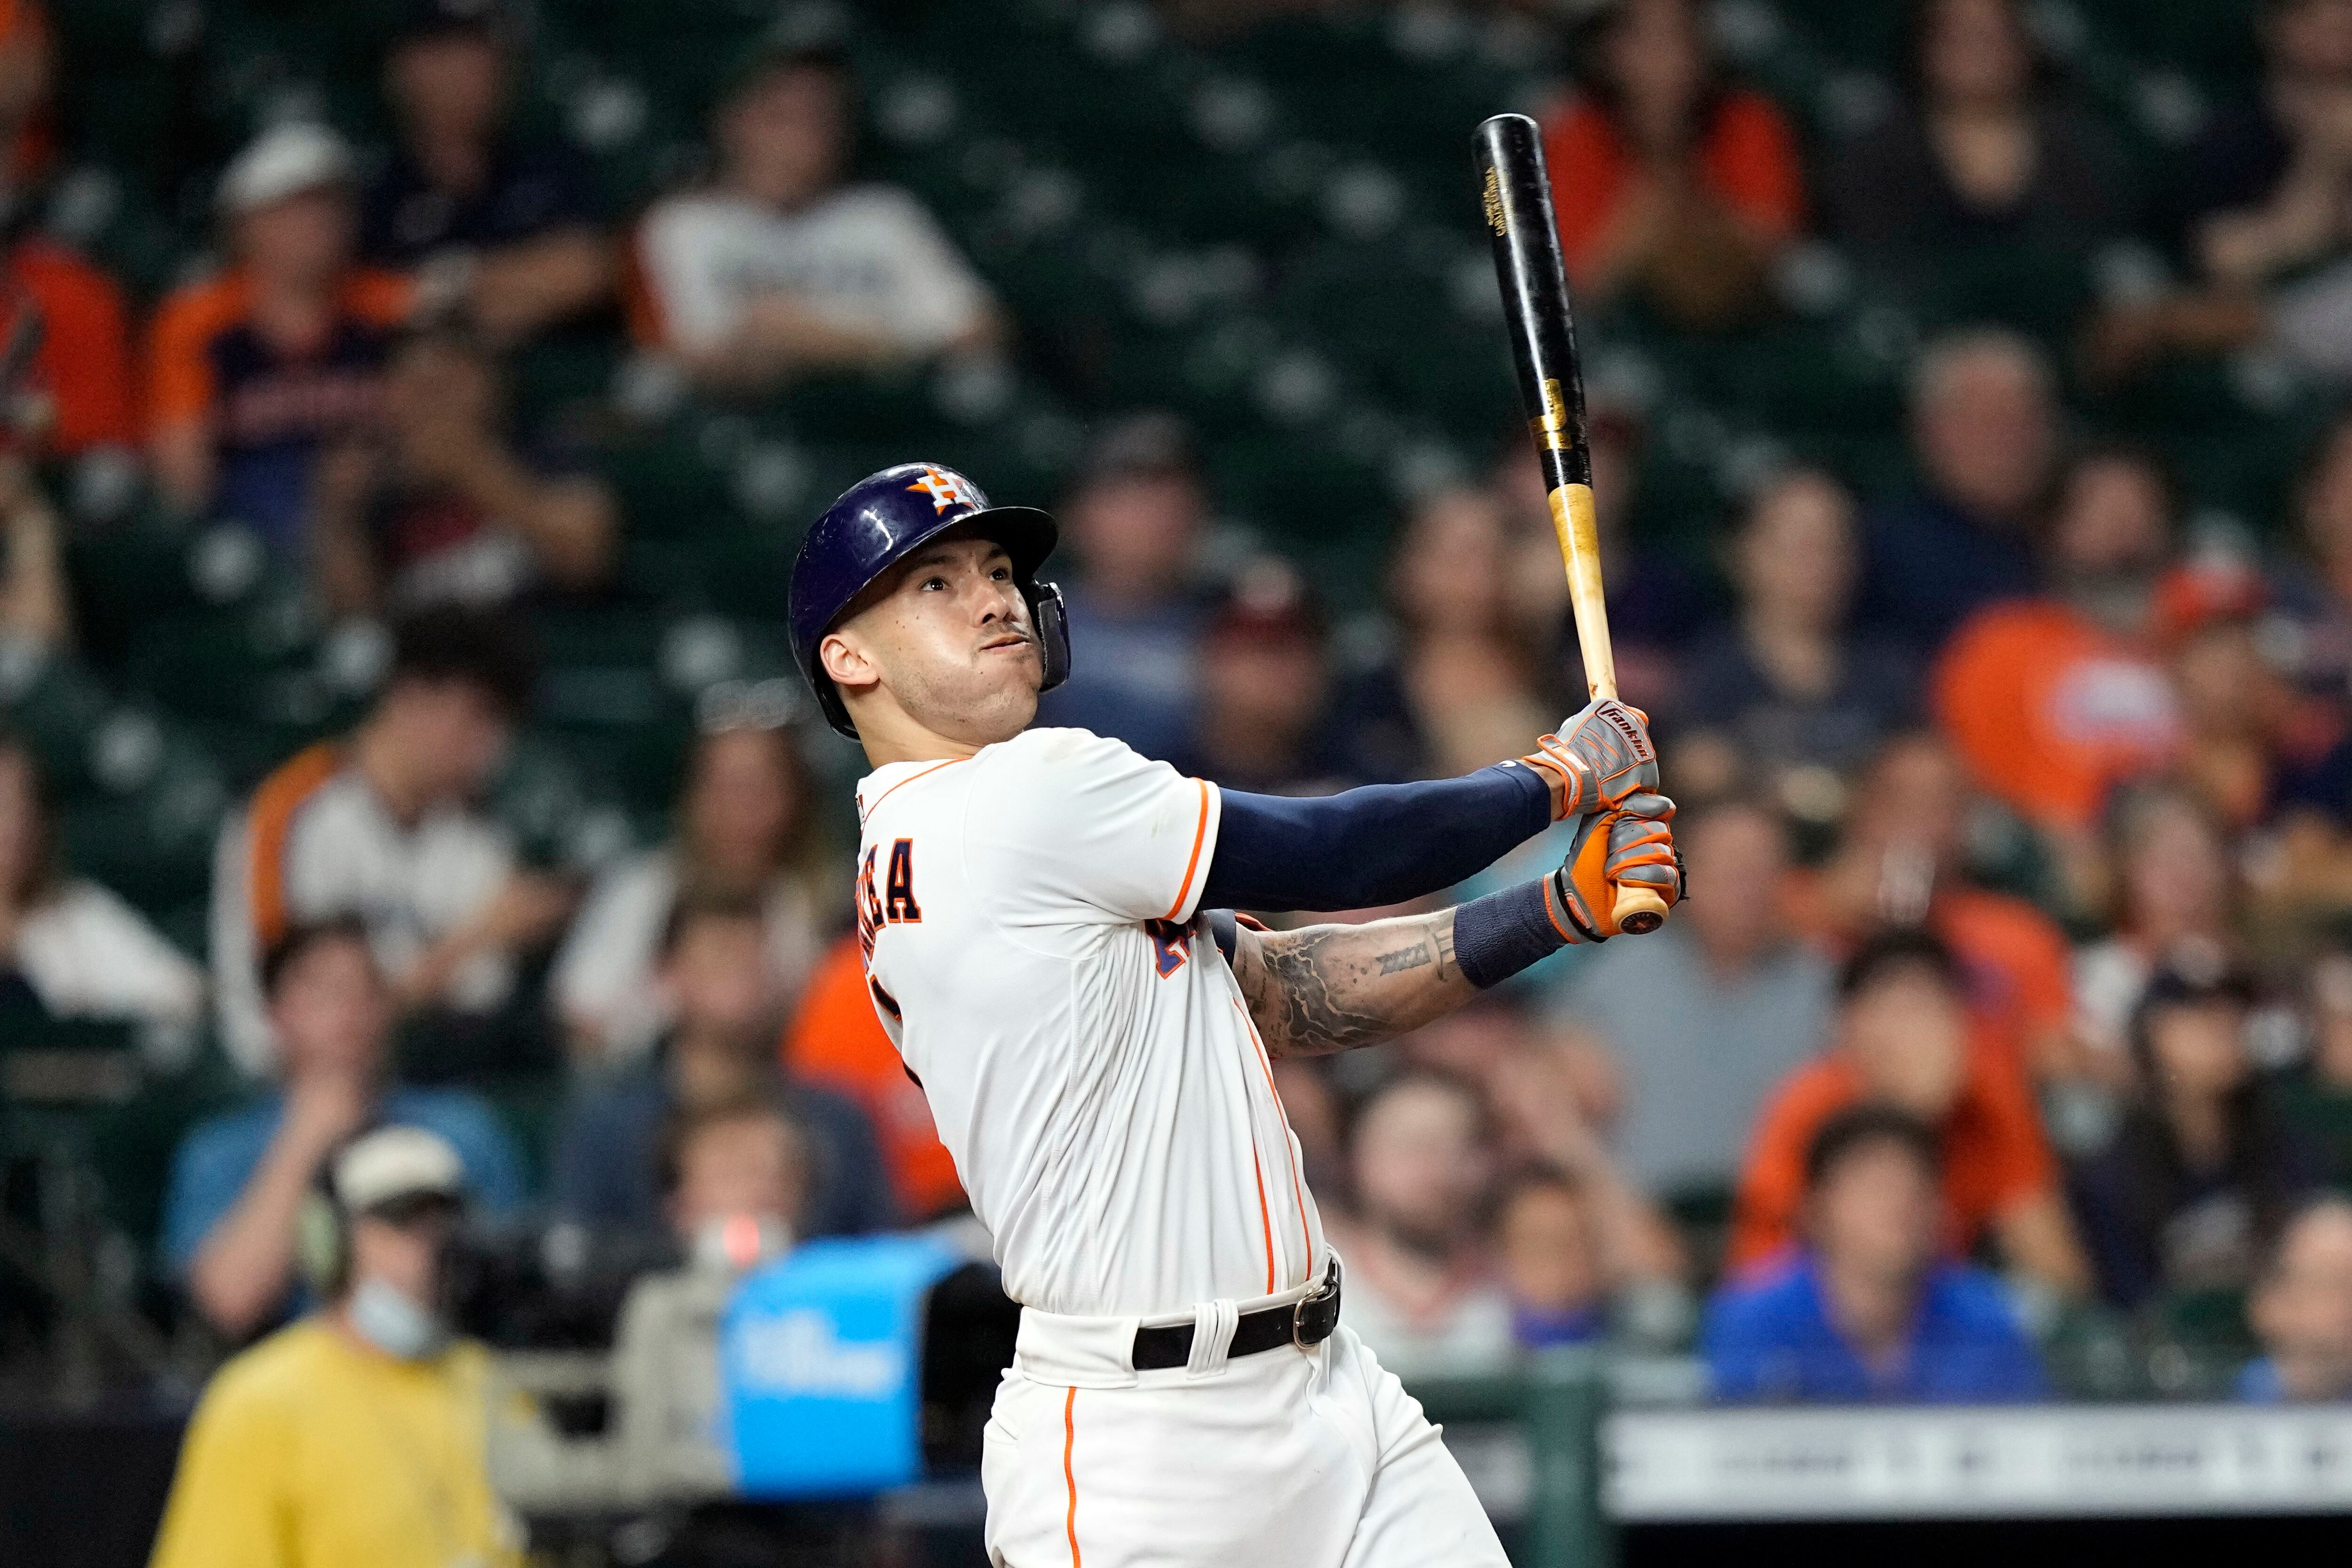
[
  {"xmin": 1031, "ymin": 579, "xmax": 1072, "ymax": 693},
  {"xmin": 790, "ymin": 462, "xmax": 1072, "ymax": 740}
]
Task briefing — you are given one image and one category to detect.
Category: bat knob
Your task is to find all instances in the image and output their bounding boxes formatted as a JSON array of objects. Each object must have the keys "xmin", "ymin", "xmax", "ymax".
[{"xmin": 1613, "ymin": 884, "xmax": 1669, "ymax": 936}]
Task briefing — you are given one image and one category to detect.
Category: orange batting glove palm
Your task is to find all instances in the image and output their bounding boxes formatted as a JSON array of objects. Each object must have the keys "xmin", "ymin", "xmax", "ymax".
[
  {"xmin": 1520, "ymin": 698, "xmax": 1659, "ymax": 820},
  {"xmin": 1552, "ymin": 793, "xmax": 1685, "ymax": 941}
]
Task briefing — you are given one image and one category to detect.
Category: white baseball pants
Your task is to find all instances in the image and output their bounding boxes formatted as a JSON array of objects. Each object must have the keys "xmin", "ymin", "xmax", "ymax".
[{"xmin": 982, "ymin": 1293, "xmax": 1509, "ymax": 1568}]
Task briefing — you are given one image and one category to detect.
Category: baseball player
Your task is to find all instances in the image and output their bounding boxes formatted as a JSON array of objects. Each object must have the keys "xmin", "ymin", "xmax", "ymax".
[{"xmin": 788, "ymin": 462, "xmax": 1681, "ymax": 1567}]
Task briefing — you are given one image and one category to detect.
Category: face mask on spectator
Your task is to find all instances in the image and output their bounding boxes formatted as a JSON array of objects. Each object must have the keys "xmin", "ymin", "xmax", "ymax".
[{"xmin": 347, "ymin": 1276, "xmax": 448, "ymax": 1361}]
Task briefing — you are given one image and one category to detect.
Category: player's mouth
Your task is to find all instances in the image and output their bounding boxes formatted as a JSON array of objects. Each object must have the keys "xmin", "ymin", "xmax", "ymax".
[{"xmin": 980, "ymin": 632, "xmax": 1034, "ymax": 656}]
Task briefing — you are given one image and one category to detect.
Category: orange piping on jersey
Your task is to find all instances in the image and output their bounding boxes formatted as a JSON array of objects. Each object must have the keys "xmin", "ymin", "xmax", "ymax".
[
  {"xmin": 1160, "ymin": 778, "xmax": 1212, "ymax": 921},
  {"xmin": 858, "ymin": 756, "xmax": 966, "ymax": 824},
  {"xmin": 1249, "ymin": 1144, "xmax": 1276, "ymax": 1295},
  {"xmin": 1062, "ymin": 1387, "xmax": 1081, "ymax": 1568},
  {"xmin": 1236, "ymin": 998, "xmax": 1314, "ymax": 1287},
  {"xmin": 246, "ymin": 743, "xmax": 342, "ymax": 949}
]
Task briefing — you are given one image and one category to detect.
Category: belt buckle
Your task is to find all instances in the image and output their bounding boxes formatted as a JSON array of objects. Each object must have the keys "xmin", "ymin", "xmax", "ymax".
[{"xmin": 1291, "ymin": 1259, "xmax": 1341, "ymax": 1350}]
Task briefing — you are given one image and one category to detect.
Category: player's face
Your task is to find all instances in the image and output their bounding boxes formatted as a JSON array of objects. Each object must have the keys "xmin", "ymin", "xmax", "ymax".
[{"xmin": 827, "ymin": 533, "xmax": 1044, "ymax": 751}]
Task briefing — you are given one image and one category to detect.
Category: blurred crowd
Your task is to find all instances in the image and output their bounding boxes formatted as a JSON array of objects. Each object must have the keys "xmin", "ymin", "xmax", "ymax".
[{"xmin": 5, "ymin": 0, "xmax": 2352, "ymax": 1554}]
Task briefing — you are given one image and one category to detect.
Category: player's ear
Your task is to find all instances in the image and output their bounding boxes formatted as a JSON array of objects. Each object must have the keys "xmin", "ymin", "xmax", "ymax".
[{"xmin": 818, "ymin": 629, "xmax": 880, "ymax": 695}]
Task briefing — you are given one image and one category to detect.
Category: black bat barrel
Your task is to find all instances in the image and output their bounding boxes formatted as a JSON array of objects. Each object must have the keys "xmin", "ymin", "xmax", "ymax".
[{"xmin": 1473, "ymin": 112, "xmax": 1591, "ymax": 495}]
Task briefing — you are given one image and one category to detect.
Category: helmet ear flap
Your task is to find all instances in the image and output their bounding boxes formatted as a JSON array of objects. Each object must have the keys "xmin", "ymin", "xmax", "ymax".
[{"xmin": 1031, "ymin": 580, "xmax": 1071, "ymax": 693}]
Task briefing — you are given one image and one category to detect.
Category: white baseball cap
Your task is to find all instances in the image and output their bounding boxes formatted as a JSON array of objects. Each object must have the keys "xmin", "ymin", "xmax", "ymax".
[
  {"xmin": 216, "ymin": 122, "xmax": 355, "ymax": 217},
  {"xmin": 332, "ymin": 1125, "xmax": 465, "ymax": 1215}
]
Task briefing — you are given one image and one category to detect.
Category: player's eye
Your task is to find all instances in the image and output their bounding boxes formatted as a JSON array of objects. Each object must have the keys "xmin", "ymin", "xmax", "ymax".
[{"xmin": 920, "ymin": 575, "xmax": 947, "ymax": 591}]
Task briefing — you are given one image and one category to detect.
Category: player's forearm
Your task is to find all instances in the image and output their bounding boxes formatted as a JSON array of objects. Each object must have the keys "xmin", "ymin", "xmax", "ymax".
[
  {"xmin": 1201, "ymin": 764, "xmax": 1553, "ymax": 914},
  {"xmin": 1234, "ymin": 910, "xmax": 1474, "ymax": 1059},
  {"xmin": 1233, "ymin": 863, "xmax": 1602, "ymax": 1055}
]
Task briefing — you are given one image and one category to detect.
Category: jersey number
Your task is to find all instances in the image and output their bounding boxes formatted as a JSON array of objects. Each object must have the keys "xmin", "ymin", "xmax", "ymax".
[{"xmin": 1146, "ymin": 918, "xmax": 1191, "ymax": 977}]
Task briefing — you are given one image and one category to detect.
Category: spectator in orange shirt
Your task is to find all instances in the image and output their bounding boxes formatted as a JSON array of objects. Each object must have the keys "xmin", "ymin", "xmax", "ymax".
[
  {"xmin": 1730, "ymin": 929, "xmax": 2089, "ymax": 1295},
  {"xmin": 148, "ymin": 125, "xmax": 414, "ymax": 558},
  {"xmin": 1540, "ymin": 0, "xmax": 1805, "ymax": 331},
  {"xmin": 0, "ymin": 0, "xmax": 133, "ymax": 463},
  {"xmin": 1934, "ymin": 445, "xmax": 2183, "ymax": 846},
  {"xmin": 0, "ymin": 235, "xmax": 136, "ymax": 459},
  {"xmin": 782, "ymin": 933, "xmax": 963, "ymax": 1223},
  {"xmin": 1789, "ymin": 730, "xmax": 2081, "ymax": 1078}
]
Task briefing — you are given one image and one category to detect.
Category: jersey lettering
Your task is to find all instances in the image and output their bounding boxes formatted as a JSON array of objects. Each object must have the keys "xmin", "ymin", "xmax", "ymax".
[
  {"xmin": 885, "ymin": 838, "xmax": 923, "ymax": 923},
  {"xmin": 855, "ymin": 845, "xmax": 884, "ymax": 962},
  {"xmin": 1145, "ymin": 918, "xmax": 1191, "ymax": 977}
]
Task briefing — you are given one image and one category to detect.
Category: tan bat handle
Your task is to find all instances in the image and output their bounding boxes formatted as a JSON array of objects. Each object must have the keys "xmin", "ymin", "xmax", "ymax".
[
  {"xmin": 1548, "ymin": 481, "xmax": 1617, "ymax": 702},
  {"xmin": 1548, "ymin": 481, "xmax": 1669, "ymax": 936},
  {"xmin": 1613, "ymin": 880, "xmax": 1669, "ymax": 935}
]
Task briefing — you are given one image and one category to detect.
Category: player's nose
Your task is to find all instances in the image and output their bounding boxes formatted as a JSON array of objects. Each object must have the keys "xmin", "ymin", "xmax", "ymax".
[{"xmin": 972, "ymin": 576, "xmax": 1025, "ymax": 625}]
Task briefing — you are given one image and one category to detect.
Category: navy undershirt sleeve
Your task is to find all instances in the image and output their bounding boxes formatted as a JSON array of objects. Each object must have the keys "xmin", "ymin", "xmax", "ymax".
[{"xmin": 1198, "ymin": 763, "xmax": 1553, "ymax": 914}]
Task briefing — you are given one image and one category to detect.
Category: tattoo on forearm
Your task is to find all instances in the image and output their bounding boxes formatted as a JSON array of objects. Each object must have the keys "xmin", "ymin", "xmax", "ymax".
[
  {"xmin": 1248, "ymin": 913, "xmax": 1465, "ymax": 1058},
  {"xmin": 1260, "ymin": 928, "xmax": 1388, "ymax": 1056},
  {"xmin": 1374, "ymin": 922, "xmax": 1457, "ymax": 977}
]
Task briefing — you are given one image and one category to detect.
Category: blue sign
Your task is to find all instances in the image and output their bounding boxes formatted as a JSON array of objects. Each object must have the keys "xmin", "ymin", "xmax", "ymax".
[{"xmin": 720, "ymin": 1234, "xmax": 964, "ymax": 1497}]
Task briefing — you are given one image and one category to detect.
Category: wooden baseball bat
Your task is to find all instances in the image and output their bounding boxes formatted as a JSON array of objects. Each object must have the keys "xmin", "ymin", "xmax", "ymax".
[{"xmin": 1473, "ymin": 112, "xmax": 1669, "ymax": 935}]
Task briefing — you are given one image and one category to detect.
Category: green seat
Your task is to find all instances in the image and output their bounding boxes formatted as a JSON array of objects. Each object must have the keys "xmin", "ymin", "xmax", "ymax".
[
  {"xmin": 606, "ymin": 423, "xmax": 738, "ymax": 543},
  {"xmin": 89, "ymin": 1039, "xmax": 249, "ymax": 1253}
]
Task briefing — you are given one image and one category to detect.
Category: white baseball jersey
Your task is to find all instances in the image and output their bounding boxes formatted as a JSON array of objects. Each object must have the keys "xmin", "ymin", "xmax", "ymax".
[{"xmin": 854, "ymin": 728, "xmax": 1325, "ymax": 1318}]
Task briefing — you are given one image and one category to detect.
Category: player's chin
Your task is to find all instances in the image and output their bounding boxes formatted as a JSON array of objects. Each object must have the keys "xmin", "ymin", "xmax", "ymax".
[{"xmin": 960, "ymin": 647, "xmax": 1043, "ymax": 735}]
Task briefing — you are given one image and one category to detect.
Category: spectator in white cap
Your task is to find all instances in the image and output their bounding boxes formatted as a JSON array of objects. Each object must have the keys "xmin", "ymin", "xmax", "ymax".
[
  {"xmin": 147, "ymin": 122, "xmax": 418, "ymax": 560},
  {"xmin": 150, "ymin": 1122, "xmax": 525, "ymax": 1568}
]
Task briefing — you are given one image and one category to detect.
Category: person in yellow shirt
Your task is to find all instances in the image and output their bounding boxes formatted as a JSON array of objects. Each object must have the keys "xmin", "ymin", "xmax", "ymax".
[{"xmin": 150, "ymin": 1124, "xmax": 523, "ymax": 1568}]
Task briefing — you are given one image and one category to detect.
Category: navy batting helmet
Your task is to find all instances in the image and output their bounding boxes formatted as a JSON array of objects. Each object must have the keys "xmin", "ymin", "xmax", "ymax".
[{"xmin": 788, "ymin": 462, "xmax": 1070, "ymax": 738}]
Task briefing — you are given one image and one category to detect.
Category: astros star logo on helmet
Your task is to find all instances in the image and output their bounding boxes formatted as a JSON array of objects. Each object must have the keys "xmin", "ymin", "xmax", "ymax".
[{"xmin": 907, "ymin": 466, "xmax": 976, "ymax": 514}]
